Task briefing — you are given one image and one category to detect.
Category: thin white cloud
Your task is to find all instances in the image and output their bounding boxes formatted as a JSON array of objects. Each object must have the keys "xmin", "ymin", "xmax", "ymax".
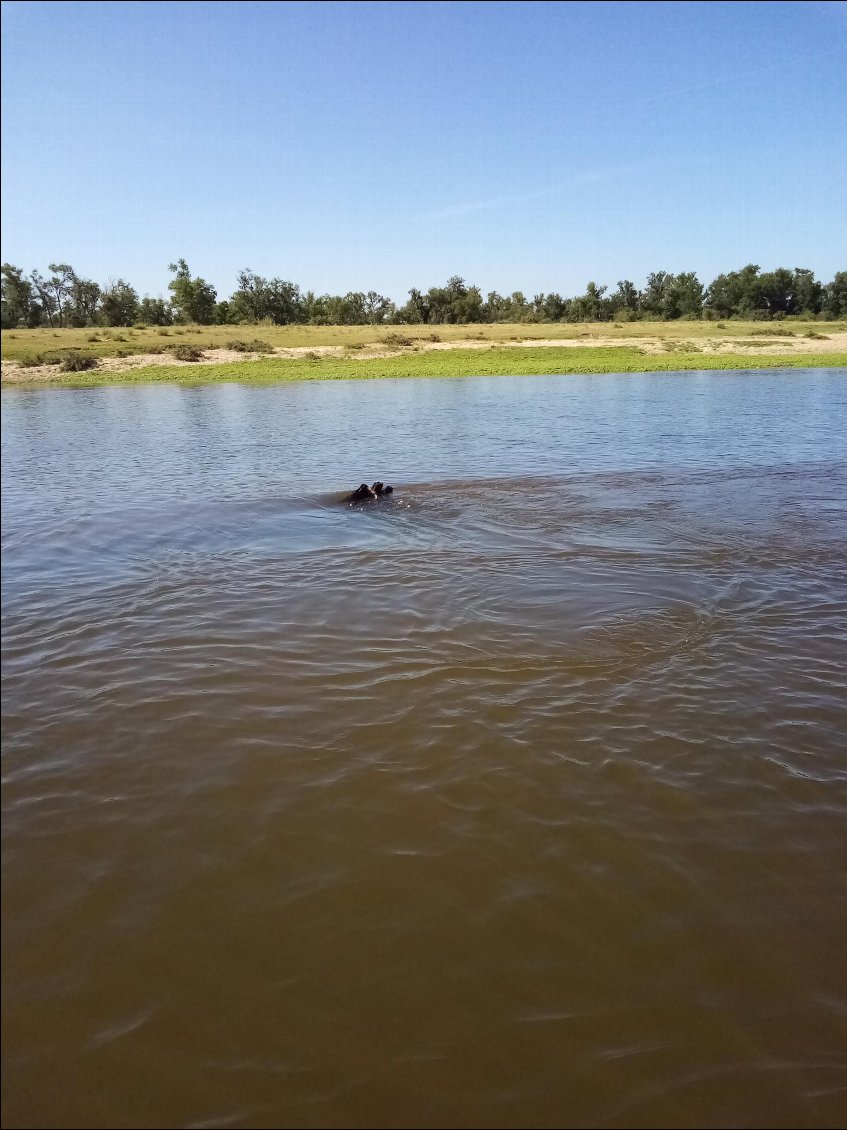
[
  {"xmin": 641, "ymin": 45, "xmax": 846, "ymax": 105},
  {"xmin": 426, "ymin": 171, "xmax": 610, "ymax": 220},
  {"xmin": 423, "ymin": 157, "xmax": 709, "ymax": 221}
]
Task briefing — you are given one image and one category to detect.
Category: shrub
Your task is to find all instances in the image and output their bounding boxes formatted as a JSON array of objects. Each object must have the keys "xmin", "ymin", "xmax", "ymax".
[
  {"xmin": 226, "ymin": 338, "xmax": 274, "ymax": 353},
  {"xmin": 750, "ymin": 327, "xmax": 794, "ymax": 336},
  {"xmin": 344, "ymin": 342, "xmax": 365, "ymax": 351},
  {"xmin": 18, "ymin": 353, "xmax": 46, "ymax": 367},
  {"xmin": 804, "ymin": 331, "xmax": 828, "ymax": 340},
  {"xmin": 59, "ymin": 351, "xmax": 97, "ymax": 372},
  {"xmin": 157, "ymin": 328, "xmax": 171, "ymax": 336},
  {"xmin": 86, "ymin": 333, "xmax": 100, "ymax": 342},
  {"xmin": 382, "ymin": 332, "xmax": 413, "ymax": 348},
  {"xmin": 133, "ymin": 322, "xmax": 149, "ymax": 330},
  {"xmin": 115, "ymin": 348, "xmax": 132, "ymax": 357},
  {"xmin": 167, "ymin": 343, "xmax": 206, "ymax": 362}
]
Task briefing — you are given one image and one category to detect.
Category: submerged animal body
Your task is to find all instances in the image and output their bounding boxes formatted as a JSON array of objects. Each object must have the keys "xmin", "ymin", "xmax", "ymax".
[{"xmin": 347, "ymin": 481, "xmax": 394, "ymax": 502}]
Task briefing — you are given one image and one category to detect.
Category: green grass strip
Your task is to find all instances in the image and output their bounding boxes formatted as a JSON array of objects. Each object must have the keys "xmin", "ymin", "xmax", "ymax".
[{"xmin": 5, "ymin": 346, "xmax": 846, "ymax": 388}]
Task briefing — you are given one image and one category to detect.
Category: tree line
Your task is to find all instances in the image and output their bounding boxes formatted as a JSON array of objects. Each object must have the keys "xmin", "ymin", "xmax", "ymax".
[{"xmin": 2, "ymin": 259, "xmax": 845, "ymax": 329}]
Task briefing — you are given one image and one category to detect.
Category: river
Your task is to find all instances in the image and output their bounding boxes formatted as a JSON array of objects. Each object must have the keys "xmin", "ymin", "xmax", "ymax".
[{"xmin": 2, "ymin": 369, "xmax": 846, "ymax": 1128}]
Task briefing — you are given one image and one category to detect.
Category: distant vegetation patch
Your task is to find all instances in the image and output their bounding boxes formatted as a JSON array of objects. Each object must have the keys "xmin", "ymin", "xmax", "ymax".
[
  {"xmin": 58, "ymin": 350, "xmax": 97, "ymax": 372},
  {"xmin": 167, "ymin": 344, "xmax": 206, "ymax": 362},
  {"xmin": 226, "ymin": 338, "xmax": 275, "ymax": 353},
  {"xmin": 661, "ymin": 340, "xmax": 702, "ymax": 352}
]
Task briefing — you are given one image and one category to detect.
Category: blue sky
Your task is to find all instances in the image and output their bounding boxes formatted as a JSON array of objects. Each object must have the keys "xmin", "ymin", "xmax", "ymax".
[{"xmin": 2, "ymin": 0, "xmax": 845, "ymax": 302}]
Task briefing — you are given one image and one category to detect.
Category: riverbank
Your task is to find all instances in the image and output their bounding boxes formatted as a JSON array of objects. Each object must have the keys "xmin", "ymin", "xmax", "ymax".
[
  {"xmin": 2, "ymin": 344, "xmax": 845, "ymax": 388},
  {"xmin": 1, "ymin": 321, "xmax": 844, "ymax": 385}
]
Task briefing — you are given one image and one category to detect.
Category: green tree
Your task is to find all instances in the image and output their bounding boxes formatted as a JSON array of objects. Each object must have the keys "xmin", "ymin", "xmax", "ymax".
[
  {"xmin": 168, "ymin": 259, "xmax": 217, "ymax": 324},
  {"xmin": 483, "ymin": 291, "xmax": 511, "ymax": 322},
  {"xmin": 706, "ymin": 264, "xmax": 763, "ymax": 318},
  {"xmin": 539, "ymin": 292, "xmax": 568, "ymax": 321},
  {"xmin": 138, "ymin": 296, "xmax": 173, "ymax": 325},
  {"xmin": 303, "ymin": 292, "xmax": 364, "ymax": 325},
  {"xmin": 571, "ymin": 281, "xmax": 609, "ymax": 321},
  {"xmin": 664, "ymin": 272, "xmax": 704, "ymax": 318},
  {"xmin": 214, "ymin": 300, "xmax": 237, "ymax": 325},
  {"xmin": 66, "ymin": 273, "xmax": 101, "ymax": 326},
  {"xmin": 791, "ymin": 268, "xmax": 822, "ymax": 315},
  {"xmin": 263, "ymin": 277, "xmax": 303, "ymax": 324},
  {"xmin": 610, "ymin": 279, "xmax": 639, "ymax": 318},
  {"xmin": 757, "ymin": 268, "xmax": 794, "ymax": 316},
  {"xmin": 100, "ymin": 280, "xmax": 139, "ymax": 326},
  {"xmin": 822, "ymin": 271, "xmax": 847, "ymax": 318},
  {"xmin": 229, "ymin": 269, "xmax": 303, "ymax": 324},
  {"xmin": 640, "ymin": 271, "xmax": 671, "ymax": 318},
  {"xmin": 400, "ymin": 287, "xmax": 429, "ymax": 324},
  {"xmin": 364, "ymin": 290, "xmax": 394, "ymax": 324},
  {"xmin": 29, "ymin": 270, "xmax": 58, "ymax": 327},
  {"xmin": 507, "ymin": 291, "xmax": 530, "ymax": 321},
  {"xmin": 1, "ymin": 263, "xmax": 36, "ymax": 328},
  {"xmin": 44, "ymin": 263, "xmax": 76, "ymax": 327},
  {"xmin": 229, "ymin": 268, "xmax": 265, "ymax": 322},
  {"xmin": 397, "ymin": 278, "xmax": 484, "ymax": 324}
]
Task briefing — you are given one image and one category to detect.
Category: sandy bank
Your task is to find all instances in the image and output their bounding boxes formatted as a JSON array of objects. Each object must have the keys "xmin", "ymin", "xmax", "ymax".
[{"xmin": 3, "ymin": 332, "xmax": 846, "ymax": 385}]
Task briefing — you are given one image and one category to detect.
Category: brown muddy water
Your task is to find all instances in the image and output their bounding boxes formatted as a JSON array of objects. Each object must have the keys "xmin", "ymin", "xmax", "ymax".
[{"xmin": 2, "ymin": 370, "xmax": 847, "ymax": 1129}]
